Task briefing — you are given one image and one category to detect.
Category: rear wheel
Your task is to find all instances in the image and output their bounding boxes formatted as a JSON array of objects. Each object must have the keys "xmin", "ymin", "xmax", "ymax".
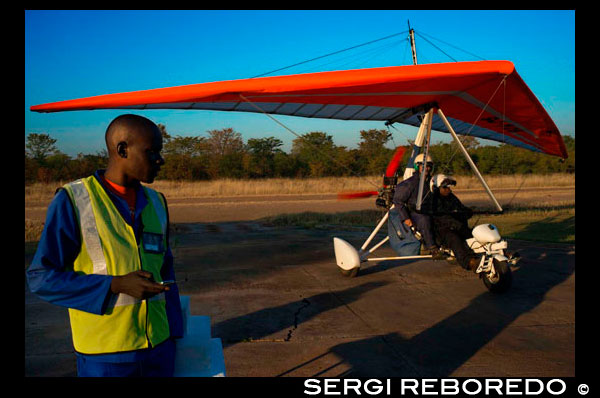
[{"xmin": 482, "ymin": 259, "xmax": 512, "ymax": 293}]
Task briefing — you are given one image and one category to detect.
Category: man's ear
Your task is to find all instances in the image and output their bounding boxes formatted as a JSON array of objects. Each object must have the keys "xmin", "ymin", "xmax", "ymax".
[{"xmin": 117, "ymin": 141, "xmax": 128, "ymax": 158}]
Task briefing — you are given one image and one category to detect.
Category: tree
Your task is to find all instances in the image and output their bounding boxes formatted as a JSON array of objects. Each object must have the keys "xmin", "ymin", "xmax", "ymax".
[
  {"xmin": 206, "ymin": 128, "xmax": 245, "ymax": 179},
  {"xmin": 291, "ymin": 132, "xmax": 338, "ymax": 177},
  {"xmin": 26, "ymin": 133, "xmax": 58, "ymax": 162},
  {"xmin": 71, "ymin": 151, "xmax": 109, "ymax": 179},
  {"xmin": 207, "ymin": 128, "xmax": 244, "ymax": 156},
  {"xmin": 246, "ymin": 137, "xmax": 283, "ymax": 177},
  {"xmin": 163, "ymin": 135, "xmax": 207, "ymax": 157},
  {"xmin": 157, "ymin": 123, "xmax": 171, "ymax": 142},
  {"xmin": 273, "ymin": 152, "xmax": 303, "ymax": 178},
  {"xmin": 358, "ymin": 129, "xmax": 391, "ymax": 155},
  {"xmin": 561, "ymin": 135, "xmax": 575, "ymax": 173},
  {"xmin": 25, "ymin": 150, "xmax": 39, "ymax": 184},
  {"xmin": 455, "ymin": 135, "xmax": 479, "ymax": 150},
  {"xmin": 44, "ymin": 152, "xmax": 71, "ymax": 180},
  {"xmin": 247, "ymin": 137, "xmax": 283, "ymax": 156},
  {"xmin": 357, "ymin": 129, "xmax": 394, "ymax": 175},
  {"xmin": 161, "ymin": 136, "xmax": 210, "ymax": 180}
]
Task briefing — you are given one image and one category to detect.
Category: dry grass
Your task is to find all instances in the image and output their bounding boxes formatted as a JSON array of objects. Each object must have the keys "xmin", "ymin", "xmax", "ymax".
[
  {"xmin": 25, "ymin": 219, "xmax": 45, "ymax": 243},
  {"xmin": 155, "ymin": 173, "xmax": 574, "ymax": 200},
  {"xmin": 150, "ymin": 174, "xmax": 574, "ymax": 198},
  {"xmin": 25, "ymin": 174, "xmax": 575, "ymax": 206},
  {"xmin": 23, "ymin": 173, "xmax": 573, "ymax": 203},
  {"xmin": 149, "ymin": 177, "xmax": 381, "ymax": 198}
]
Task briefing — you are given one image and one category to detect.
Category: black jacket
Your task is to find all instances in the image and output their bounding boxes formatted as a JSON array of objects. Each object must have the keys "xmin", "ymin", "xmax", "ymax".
[
  {"xmin": 392, "ymin": 172, "xmax": 432, "ymax": 221},
  {"xmin": 422, "ymin": 189, "xmax": 473, "ymax": 233}
]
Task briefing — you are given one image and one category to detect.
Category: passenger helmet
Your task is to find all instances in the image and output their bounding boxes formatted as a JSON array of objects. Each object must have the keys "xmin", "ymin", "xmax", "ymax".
[{"xmin": 430, "ymin": 174, "xmax": 456, "ymax": 192}]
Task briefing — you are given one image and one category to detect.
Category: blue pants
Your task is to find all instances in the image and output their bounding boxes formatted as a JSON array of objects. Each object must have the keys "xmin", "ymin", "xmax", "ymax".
[
  {"xmin": 76, "ymin": 339, "xmax": 176, "ymax": 377},
  {"xmin": 388, "ymin": 208, "xmax": 421, "ymax": 256}
]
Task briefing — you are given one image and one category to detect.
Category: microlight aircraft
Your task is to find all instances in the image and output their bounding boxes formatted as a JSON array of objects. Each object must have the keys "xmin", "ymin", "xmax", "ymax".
[{"xmin": 30, "ymin": 28, "xmax": 568, "ymax": 293}]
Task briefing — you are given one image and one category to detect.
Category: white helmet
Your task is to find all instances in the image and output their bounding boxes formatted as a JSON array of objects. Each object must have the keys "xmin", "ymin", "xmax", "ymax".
[
  {"xmin": 430, "ymin": 174, "xmax": 456, "ymax": 192},
  {"xmin": 414, "ymin": 153, "xmax": 434, "ymax": 173},
  {"xmin": 414, "ymin": 153, "xmax": 433, "ymax": 164}
]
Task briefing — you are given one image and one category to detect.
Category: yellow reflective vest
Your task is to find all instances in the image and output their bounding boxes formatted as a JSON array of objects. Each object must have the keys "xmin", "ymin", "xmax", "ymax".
[{"xmin": 62, "ymin": 175, "xmax": 170, "ymax": 355}]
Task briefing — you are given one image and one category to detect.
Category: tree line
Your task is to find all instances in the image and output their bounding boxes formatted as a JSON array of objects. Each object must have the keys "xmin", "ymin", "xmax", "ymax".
[{"xmin": 25, "ymin": 126, "xmax": 575, "ymax": 184}]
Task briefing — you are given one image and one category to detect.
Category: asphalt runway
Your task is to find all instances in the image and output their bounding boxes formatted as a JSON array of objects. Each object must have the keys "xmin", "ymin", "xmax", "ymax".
[{"xmin": 25, "ymin": 219, "xmax": 575, "ymax": 377}]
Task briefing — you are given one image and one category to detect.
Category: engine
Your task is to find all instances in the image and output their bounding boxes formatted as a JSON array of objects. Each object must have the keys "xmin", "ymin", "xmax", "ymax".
[{"xmin": 375, "ymin": 176, "xmax": 397, "ymax": 209}]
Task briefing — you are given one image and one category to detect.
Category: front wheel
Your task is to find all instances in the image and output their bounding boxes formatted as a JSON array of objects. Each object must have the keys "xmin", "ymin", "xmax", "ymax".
[
  {"xmin": 482, "ymin": 259, "xmax": 512, "ymax": 294},
  {"xmin": 339, "ymin": 266, "xmax": 359, "ymax": 278}
]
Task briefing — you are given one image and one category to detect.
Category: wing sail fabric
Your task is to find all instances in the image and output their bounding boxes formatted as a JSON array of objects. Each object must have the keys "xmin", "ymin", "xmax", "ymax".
[{"xmin": 30, "ymin": 60, "xmax": 567, "ymax": 158}]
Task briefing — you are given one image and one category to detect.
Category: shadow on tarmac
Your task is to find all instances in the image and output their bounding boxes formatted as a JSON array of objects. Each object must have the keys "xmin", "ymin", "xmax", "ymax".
[
  {"xmin": 25, "ymin": 221, "xmax": 575, "ymax": 377},
  {"xmin": 274, "ymin": 242, "xmax": 575, "ymax": 377},
  {"xmin": 213, "ymin": 281, "xmax": 390, "ymax": 348}
]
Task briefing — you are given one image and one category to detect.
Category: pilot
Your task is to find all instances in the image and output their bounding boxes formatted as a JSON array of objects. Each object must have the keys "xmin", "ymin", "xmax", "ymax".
[{"xmin": 392, "ymin": 153, "xmax": 442, "ymax": 258}]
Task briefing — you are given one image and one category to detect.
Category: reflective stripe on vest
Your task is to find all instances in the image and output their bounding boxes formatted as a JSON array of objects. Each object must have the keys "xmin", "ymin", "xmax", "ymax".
[{"xmin": 69, "ymin": 179, "xmax": 107, "ymax": 275}]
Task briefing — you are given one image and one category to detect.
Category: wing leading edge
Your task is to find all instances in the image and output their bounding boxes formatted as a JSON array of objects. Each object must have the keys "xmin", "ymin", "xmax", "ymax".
[{"xmin": 30, "ymin": 61, "xmax": 567, "ymax": 158}]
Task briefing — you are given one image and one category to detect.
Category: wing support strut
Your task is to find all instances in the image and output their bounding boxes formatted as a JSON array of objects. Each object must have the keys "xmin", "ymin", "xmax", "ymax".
[{"xmin": 437, "ymin": 108, "xmax": 503, "ymax": 212}]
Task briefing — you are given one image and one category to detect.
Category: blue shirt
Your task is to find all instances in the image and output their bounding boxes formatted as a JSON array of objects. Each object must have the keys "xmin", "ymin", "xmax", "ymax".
[{"xmin": 26, "ymin": 170, "xmax": 184, "ymax": 362}]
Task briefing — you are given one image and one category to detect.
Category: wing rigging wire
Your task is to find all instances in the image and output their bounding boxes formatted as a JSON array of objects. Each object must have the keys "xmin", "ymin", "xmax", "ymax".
[
  {"xmin": 244, "ymin": 30, "xmax": 522, "ymax": 218},
  {"xmin": 437, "ymin": 74, "xmax": 509, "ymax": 175},
  {"xmin": 238, "ymin": 94, "xmax": 382, "ymax": 192},
  {"xmin": 414, "ymin": 29, "xmax": 487, "ymax": 62},
  {"xmin": 406, "ymin": 31, "xmax": 550, "ymax": 211},
  {"xmin": 499, "ymin": 77, "xmax": 530, "ymax": 212},
  {"xmin": 415, "ymin": 32, "xmax": 459, "ymax": 62},
  {"xmin": 335, "ymin": 39, "xmax": 408, "ymax": 70},
  {"xmin": 292, "ymin": 38, "xmax": 409, "ymax": 74},
  {"xmin": 245, "ymin": 31, "xmax": 415, "ymax": 198},
  {"xmin": 251, "ymin": 31, "xmax": 408, "ymax": 78}
]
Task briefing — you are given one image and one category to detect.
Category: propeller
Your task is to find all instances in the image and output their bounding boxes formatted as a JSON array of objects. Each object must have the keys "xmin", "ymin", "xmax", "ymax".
[
  {"xmin": 337, "ymin": 146, "xmax": 408, "ymax": 200},
  {"xmin": 337, "ymin": 190, "xmax": 379, "ymax": 200}
]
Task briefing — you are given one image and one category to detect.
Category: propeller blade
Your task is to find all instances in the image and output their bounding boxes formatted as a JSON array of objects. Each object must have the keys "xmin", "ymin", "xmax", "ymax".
[
  {"xmin": 385, "ymin": 146, "xmax": 408, "ymax": 178},
  {"xmin": 337, "ymin": 191, "xmax": 379, "ymax": 200},
  {"xmin": 338, "ymin": 146, "xmax": 406, "ymax": 201}
]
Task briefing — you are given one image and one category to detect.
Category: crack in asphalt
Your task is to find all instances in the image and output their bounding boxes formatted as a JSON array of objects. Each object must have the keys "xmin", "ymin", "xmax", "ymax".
[{"xmin": 285, "ymin": 298, "xmax": 311, "ymax": 342}]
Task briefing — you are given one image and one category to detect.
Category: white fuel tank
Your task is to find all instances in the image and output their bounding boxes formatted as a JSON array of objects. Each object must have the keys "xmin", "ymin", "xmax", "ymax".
[{"xmin": 472, "ymin": 224, "xmax": 501, "ymax": 244}]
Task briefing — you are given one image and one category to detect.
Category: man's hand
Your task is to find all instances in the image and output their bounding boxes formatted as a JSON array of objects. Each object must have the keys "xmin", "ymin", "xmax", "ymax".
[
  {"xmin": 403, "ymin": 218, "xmax": 414, "ymax": 228},
  {"xmin": 110, "ymin": 270, "xmax": 169, "ymax": 299}
]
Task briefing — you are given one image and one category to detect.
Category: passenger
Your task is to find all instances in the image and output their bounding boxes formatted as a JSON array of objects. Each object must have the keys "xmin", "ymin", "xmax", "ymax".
[{"xmin": 426, "ymin": 174, "xmax": 481, "ymax": 271}]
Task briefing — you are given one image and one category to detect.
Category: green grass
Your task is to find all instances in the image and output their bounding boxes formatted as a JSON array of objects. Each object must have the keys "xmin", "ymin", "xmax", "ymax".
[
  {"xmin": 472, "ymin": 205, "xmax": 574, "ymax": 244},
  {"xmin": 25, "ymin": 205, "xmax": 575, "ymax": 249},
  {"xmin": 261, "ymin": 205, "xmax": 575, "ymax": 244},
  {"xmin": 260, "ymin": 210, "xmax": 387, "ymax": 230}
]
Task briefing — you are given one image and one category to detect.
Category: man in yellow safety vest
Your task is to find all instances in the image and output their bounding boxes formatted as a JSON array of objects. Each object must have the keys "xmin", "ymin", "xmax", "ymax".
[{"xmin": 27, "ymin": 114, "xmax": 184, "ymax": 376}]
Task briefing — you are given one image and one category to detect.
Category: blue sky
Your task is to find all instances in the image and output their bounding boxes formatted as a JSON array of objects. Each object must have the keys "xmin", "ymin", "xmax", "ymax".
[{"xmin": 25, "ymin": 10, "xmax": 575, "ymax": 156}]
